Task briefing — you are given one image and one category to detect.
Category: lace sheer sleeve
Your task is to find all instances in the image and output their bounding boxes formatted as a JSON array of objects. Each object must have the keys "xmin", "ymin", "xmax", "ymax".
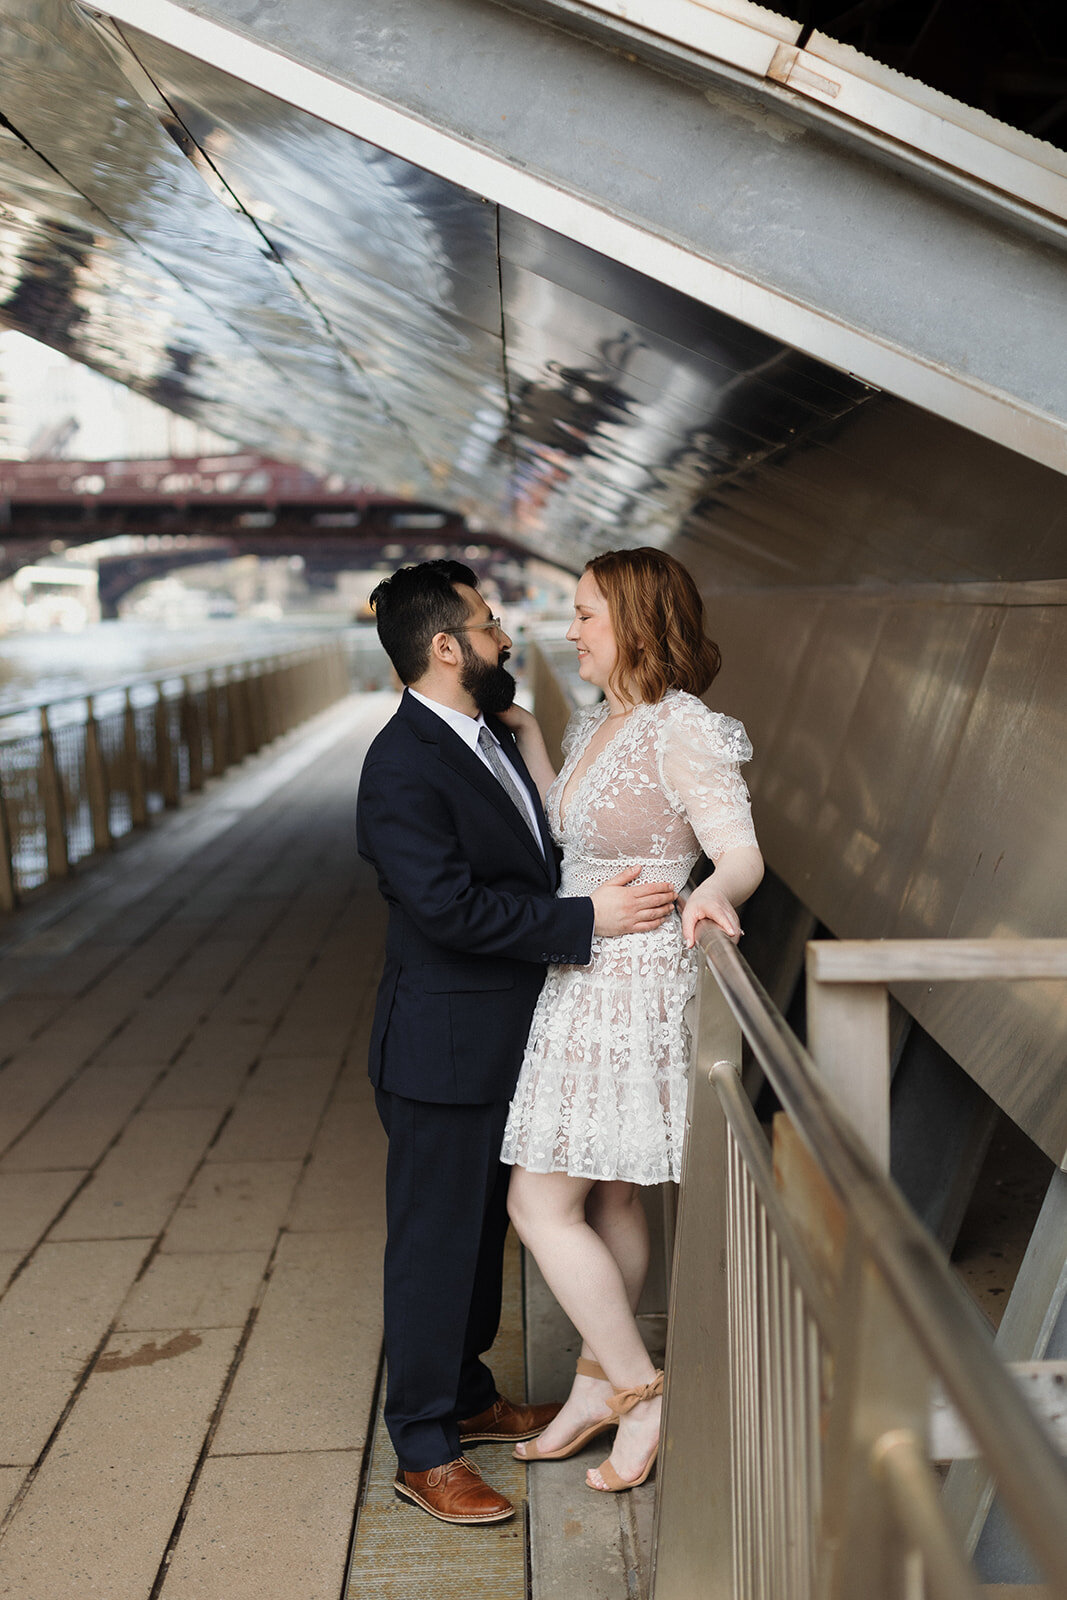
[{"xmin": 656, "ymin": 695, "xmax": 757, "ymax": 862}]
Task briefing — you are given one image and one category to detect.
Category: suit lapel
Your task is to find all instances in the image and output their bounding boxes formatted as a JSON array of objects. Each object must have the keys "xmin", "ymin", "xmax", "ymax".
[{"xmin": 400, "ymin": 693, "xmax": 552, "ymax": 879}]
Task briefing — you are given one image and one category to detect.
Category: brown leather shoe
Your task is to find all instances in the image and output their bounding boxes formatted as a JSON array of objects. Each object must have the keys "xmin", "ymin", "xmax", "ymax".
[
  {"xmin": 458, "ymin": 1394, "xmax": 562, "ymax": 1444},
  {"xmin": 394, "ymin": 1456, "xmax": 514, "ymax": 1524}
]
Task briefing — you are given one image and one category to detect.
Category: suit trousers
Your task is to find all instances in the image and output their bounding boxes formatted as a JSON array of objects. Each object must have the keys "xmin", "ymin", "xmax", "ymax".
[{"xmin": 374, "ymin": 1088, "xmax": 512, "ymax": 1472}]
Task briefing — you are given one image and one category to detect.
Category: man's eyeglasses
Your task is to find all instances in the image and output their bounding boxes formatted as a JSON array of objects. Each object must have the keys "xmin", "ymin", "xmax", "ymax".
[{"xmin": 450, "ymin": 616, "xmax": 503, "ymax": 635}]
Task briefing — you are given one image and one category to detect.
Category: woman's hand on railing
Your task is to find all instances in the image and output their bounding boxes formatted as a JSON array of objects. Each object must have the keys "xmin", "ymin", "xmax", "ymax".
[{"xmin": 680, "ymin": 845, "xmax": 764, "ymax": 947}]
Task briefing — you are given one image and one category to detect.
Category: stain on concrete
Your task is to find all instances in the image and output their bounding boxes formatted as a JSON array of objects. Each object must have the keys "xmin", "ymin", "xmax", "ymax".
[{"xmin": 96, "ymin": 1330, "xmax": 203, "ymax": 1371}]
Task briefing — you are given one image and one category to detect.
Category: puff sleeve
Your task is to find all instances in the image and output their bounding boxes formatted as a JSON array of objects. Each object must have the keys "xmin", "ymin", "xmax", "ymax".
[{"xmin": 656, "ymin": 697, "xmax": 757, "ymax": 862}]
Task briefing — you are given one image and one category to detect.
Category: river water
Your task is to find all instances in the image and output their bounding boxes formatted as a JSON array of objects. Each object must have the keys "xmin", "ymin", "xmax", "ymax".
[{"xmin": 0, "ymin": 618, "xmax": 347, "ymax": 717}]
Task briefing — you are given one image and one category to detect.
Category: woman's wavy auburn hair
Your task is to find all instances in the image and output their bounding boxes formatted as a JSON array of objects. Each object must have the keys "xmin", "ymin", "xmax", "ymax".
[{"xmin": 585, "ymin": 547, "xmax": 721, "ymax": 704}]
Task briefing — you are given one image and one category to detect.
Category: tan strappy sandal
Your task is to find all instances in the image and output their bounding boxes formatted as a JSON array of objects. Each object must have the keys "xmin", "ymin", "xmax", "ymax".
[
  {"xmin": 514, "ymin": 1358, "xmax": 616, "ymax": 1462},
  {"xmin": 586, "ymin": 1370, "xmax": 664, "ymax": 1492}
]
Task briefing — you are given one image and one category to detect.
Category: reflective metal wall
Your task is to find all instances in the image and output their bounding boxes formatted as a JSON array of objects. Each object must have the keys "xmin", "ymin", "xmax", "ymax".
[{"xmin": 704, "ymin": 581, "xmax": 1067, "ymax": 1164}]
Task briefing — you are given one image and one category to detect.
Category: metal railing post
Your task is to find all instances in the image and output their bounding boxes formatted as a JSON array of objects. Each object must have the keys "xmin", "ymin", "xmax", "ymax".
[
  {"xmin": 180, "ymin": 679, "xmax": 204, "ymax": 792},
  {"xmin": 226, "ymin": 671, "xmax": 247, "ymax": 764},
  {"xmin": 820, "ymin": 1240, "xmax": 930, "ymax": 1600},
  {"xmin": 0, "ymin": 764, "xmax": 17, "ymax": 912},
  {"xmin": 279, "ymin": 658, "xmax": 297, "ymax": 733},
  {"xmin": 246, "ymin": 664, "xmax": 267, "ymax": 751},
  {"xmin": 259, "ymin": 662, "xmax": 274, "ymax": 744},
  {"xmin": 206, "ymin": 673, "xmax": 226, "ymax": 774},
  {"xmin": 123, "ymin": 689, "xmax": 148, "ymax": 828},
  {"xmin": 241, "ymin": 669, "xmax": 262, "ymax": 755},
  {"xmin": 38, "ymin": 707, "xmax": 70, "ymax": 880},
  {"xmin": 84, "ymin": 696, "xmax": 112, "ymax": 853},
  {"xmin": 155, "ymin": 685, "xmax": 179, "ymax": 808},
  {"xmin": 652, "ymin": 962, "xmax": 742, "ymax": 1600}
]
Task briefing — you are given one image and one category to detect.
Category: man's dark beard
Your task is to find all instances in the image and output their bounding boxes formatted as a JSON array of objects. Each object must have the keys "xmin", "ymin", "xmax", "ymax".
[{"xmin": 458, "ymin": 640, "xmax": 517, "ymax": 715}]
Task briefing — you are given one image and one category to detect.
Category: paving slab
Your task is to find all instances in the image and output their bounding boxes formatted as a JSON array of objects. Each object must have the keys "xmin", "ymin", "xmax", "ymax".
[
  {"xmin": 145, "ymin": 1056, "xmax": 254, "ymax": 1114},
  {"xmin": 205, "ymin": 1089, "xmax": 332, "ymax": 1164},
  {"xmin": 0, "ymin": 1057, "xmax": 166, "ymax": 1173},
  {"xmin": 85, "ymin": 933, "xmax": 207, "ymax": 1001},
  {"xmin": 289, "ymin": 1095, "xmax": 386, "ymax": 1235},
  {"xmin": 153, "ymin": 938, "xmax": 262, "ymax": 998},
  {"xmin": 161, "ymin": 1160, "xmax": 303, "ymax": 1254},
  {"xmin": 29, "ymin": 1000, "xmax": 134, "ymax": 1055},
  {"xmin": 0, "ymin": 1470, "xmax": 23, "ymax": 1526},
  {"xmin": 0, "ymin": 1326, "xmax": 240, "ymax": 1600},
  {"xmin": 209, "ymin": 965, "xmax": 307, "ymax": 1030},
  {"xmin": 245, "ymin": 1055, "xmax": 340, "ymax": 1094},
  {"xmin": 11, "ymin": 941, "xmax": 123, "ymax": 995},
  {"xmin": 0, "ymin": 1238, "xmax": 149, "ymax": 1463},
  {"xmin": 146, "ymin": 1022, "xmax": 270, "ymax": 1111},
  {"xmin": 49, "ymin": 1107, "xmax": 222, "ymax": 1241},
  {"xmin": 158, "ymin": 1450, "xmax": 359, "ymax": 1600},
  {"xmin": 0, "ymin": 996, "xmax": 66, "ymax": 1057},
  {"xmin": 266, "ymin": 1018, "xmax": 358, "ymax": 1058},
  {"xmin": 116, "ymin": 1249, "xmax": 270, "ymax": 1333},
  {"xmin": 96, "ymin": 996, "xmax": 211, "ymax": 1064},
  {"xmin": 0, "ymin": 1051, "xmax": 87, "ymax": 1158},
  {"xmin": 0, "ymin": 1170, "xmax": 89, "ymax": 1250},
  {"xmin": 211, "ymin": 1229, "xmax": 382, "ymax": 1457}
]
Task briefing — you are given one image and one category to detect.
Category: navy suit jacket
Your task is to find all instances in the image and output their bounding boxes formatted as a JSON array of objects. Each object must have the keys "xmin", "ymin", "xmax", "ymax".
[{"xmin": 357, "ymin": 690, "xmax": 594, "ymax": 1104}]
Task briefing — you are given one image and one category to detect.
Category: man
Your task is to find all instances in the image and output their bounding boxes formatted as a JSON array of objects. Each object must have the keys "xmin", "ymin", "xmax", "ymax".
[{"xmin": 356, "ymin": 560, "xmax": 675, "ymax": 1525}]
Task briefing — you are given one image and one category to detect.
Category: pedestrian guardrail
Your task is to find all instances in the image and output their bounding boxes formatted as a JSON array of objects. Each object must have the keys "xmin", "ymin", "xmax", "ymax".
[
  {"xmin": 0, "ymin": 638, "xmax": 349, "ymax": 910},
  {"xmin": 653, "ymin": 922, "xmax": 1067, "ymax": 1600}
]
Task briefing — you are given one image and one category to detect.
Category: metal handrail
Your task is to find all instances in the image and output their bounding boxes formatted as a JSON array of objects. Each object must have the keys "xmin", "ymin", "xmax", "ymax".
[
  {"xmin": 0, "ymin": 636, "xmax": 350, "ymax": 910},
  {"xmin": 0, "ymin": 635, "xmax": 336, "ymax": 726},
  {"xmin": 693, "ymin": 920, "xmax": 1067, "ymax": 1593}
]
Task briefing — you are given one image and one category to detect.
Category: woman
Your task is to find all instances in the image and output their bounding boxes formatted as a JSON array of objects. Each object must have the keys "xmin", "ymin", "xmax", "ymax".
[{"xmin": 499, "ymin": 547, "xmax": 763, "ymax": 1492}]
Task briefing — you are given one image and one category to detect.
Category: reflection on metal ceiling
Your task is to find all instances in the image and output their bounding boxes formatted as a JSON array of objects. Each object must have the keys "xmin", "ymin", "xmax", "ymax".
[
  {"xmin": 0, "ymin": 0, "xmax": 1064, "ymax": 581},
  {"xmin": 0, "ymin": 0, "xmax": 877, "ymax": 567}
]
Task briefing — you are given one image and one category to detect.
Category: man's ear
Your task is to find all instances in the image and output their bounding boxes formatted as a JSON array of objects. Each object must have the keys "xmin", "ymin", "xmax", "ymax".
[{"xmin": 430, "ymin": 630, "xmax": 461, "ymax": 666}]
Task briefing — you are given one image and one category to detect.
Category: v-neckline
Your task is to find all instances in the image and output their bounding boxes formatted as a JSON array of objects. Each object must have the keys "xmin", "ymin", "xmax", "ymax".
[{"xmin": 557, "ymin": 702, "xmax": 644, "ymax": 829}]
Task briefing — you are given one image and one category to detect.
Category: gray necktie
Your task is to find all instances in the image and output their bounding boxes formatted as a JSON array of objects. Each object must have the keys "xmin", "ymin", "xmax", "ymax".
[{"xmin": 478, "ymin": 727, "xmax": 541, "ymax": 844}]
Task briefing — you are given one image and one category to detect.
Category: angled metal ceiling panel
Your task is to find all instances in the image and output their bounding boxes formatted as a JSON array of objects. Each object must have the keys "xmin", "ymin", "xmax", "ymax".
[
  {"xmin": 115, "ymin": 30, "xmax": 513, "ymax": 498},
  {"xmin": 119, "ymin": 8, "xmax": 882, "ymax": 549},
  {"xmin": 0, "ymin": 0, "xmax": 1063, "ymax": 581},
  {"xmin": 0, "ymin": 0, "xmax": 502, "ymax": 497},
  {"xmin": 89, "ymin": 0, "xmax": 1067, "ymax": 470}
]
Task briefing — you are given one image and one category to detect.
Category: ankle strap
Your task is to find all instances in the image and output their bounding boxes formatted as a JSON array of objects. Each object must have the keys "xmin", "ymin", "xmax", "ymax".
[
  {"xmin": 607, "ymin": 1369, "xmax": 664, "ymax": 1417},
  {"xmin": 576, "ymin": 1356, "xmax": 607, "ymax": 1381}
]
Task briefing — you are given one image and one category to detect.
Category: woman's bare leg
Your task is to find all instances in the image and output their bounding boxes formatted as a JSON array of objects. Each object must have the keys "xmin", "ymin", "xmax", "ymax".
[
  {"xmin": 508, "ymin": 1169, "xmax": 661, "ymax": 1477},
  {"xmin": 585, "ymin": 1180, "xmax": 650, "ymax": 1313}
]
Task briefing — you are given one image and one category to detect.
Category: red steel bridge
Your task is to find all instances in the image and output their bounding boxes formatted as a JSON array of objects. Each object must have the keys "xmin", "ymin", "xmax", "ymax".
[{"xmin": 0, "ymin": 454, "xmax": 525, "ymax": 612}]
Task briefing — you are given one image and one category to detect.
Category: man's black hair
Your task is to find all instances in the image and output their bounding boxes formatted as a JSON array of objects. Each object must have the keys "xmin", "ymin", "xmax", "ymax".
[{"xmin": 370, "ymin": 559, "xmax": 480, "ymax": 685}]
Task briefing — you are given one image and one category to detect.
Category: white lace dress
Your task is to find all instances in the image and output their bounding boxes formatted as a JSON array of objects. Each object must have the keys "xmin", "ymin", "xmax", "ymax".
[{"xmin": 500, "ymin": 690, "xmax": 757, "ymax": 1185}]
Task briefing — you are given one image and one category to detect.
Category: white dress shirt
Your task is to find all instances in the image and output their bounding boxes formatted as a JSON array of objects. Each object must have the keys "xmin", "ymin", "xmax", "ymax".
[{"xmin": 408, "ymin": 689, "xmax": 545, "ymax": 855}]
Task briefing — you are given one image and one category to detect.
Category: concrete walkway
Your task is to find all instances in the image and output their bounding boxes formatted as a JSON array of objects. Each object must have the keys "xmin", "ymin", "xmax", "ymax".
[
  {"xmin": 0, "ymin": 695, "xmax": 393, "ymax": 1599},
  {"xmin": 0, "ymin": 691, "xmax": 656, "ymax": 1600}
]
